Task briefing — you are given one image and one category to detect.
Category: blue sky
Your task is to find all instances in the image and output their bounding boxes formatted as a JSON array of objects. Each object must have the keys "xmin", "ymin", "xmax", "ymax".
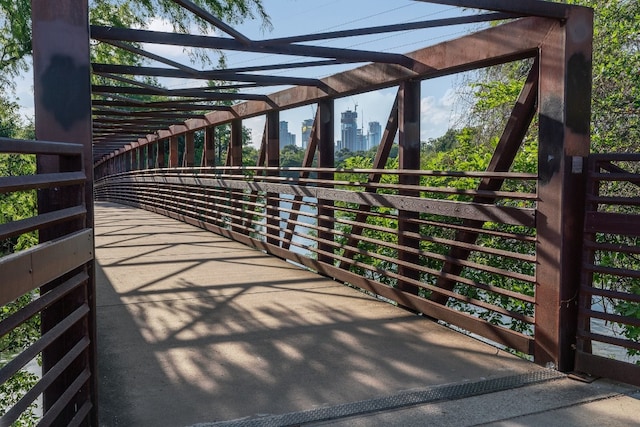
[{"xmin": 14, "ymin": 0, "xmax": 483, "ymax": 147}]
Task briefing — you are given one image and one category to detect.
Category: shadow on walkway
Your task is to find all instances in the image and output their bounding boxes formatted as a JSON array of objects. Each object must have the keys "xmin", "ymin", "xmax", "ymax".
[{"xmin": 95, "ymin": 202, "xmax": 543, "ymax": 426}]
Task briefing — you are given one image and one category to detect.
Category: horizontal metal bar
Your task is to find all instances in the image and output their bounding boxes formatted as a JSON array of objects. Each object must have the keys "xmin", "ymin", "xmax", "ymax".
[
  {"xmin": 0, "ymin": 138, "xmax": 83, "ymax": 155},
  {"xmin": 0, "ymin": 229, "xmax": 94, "ymax": 306},
  {"xmin": 586, "ymin": 195, "xmax": 640, "ymax": 206},
  {"xmin": 577, "ymin": 330, "xmax": 640, "ymax": 352},
  {"xmin": 0, "ymin": 206, "xmax": 86, "ymax": 241},
  {"xmin": 579, "ymin": 285, "xmax": 640, "ymax": 304},
  {"xmin": 0, "ymin": 271, "xmax": 89, "ymax": 338},
  {"xmin": 584, "ymin": 240, "xmax": 640, "ymax": 255},
  {"xmin": 93, "ymin": 109, "xmax": 204, "ymax": 119},
  {"xmin": 588, "ymin": 172, "xmax": 640, "ymax": 185},
  {"xmin": 583, "ymin": 262, "xmax": 640, "ymax": 279},
  {"xmin": 66, "ymin": 400, "xmax": 93, "ymax": 427},
  {"xmin": 40, "ymin": 368, "xmax": 92, "ymax": 426},
  {"xmin": 0, "ymin": 172, "xmax": 86, "ymax": 194},
  {"xmin": 90, "ymin": 26, "xmax": 413, "ymax": 68},
  {"xmin": 121, "ymin": 174, "xmax": 536, "ymax": 227},
  {"xmin": 260, "ymin": 13, "xmax": 516, "ymax": 45},
  {"xmin": 92, "ymin": 99, "xmax": 231, "ymax": 111},
  {"xmin": 578, "ymin": 308, "xmax": 640, "ymax": 329},
  {"xmin": 584, "ymin": 212, "xmax": 640, "ymax": 236},
  {"xmin": 91, "ymin": 65, "xmax": 323, "ymax": 87},
  {"xmin": 0, "ymin": 304, "xmax": 89, "ymax": 385},
  {"xmin": 0, "ymin": 336, "xmax": 89, "ymax": 426},
  {"xmin": 169, "ymin": 166, "xmax": 538, "ymax": 179},
  {"xmin": 413, "ymin": 0, "xmax": 571, "ymax": 19},
  {"xmin": 575, "ymin": 350, "xmax": 640, "ymax": 387}
]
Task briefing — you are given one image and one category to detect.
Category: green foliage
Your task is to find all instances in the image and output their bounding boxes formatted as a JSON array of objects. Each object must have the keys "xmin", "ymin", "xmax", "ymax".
[
  {"xmin": 0, "ymin": 369, "xmax": 40, "ymax": 426},
  {"xmin": 564, "ymin": 0, "xmax": 640, "ymax": 152},
  {"xmin": 0, "ymin": 0, "xmax": 31, "ymax": 85},
  {"xmin": 1, "ymin": 0, "xmax": 270, "ymax": 81},
  {"xmin": 462, "ymin": 0, "xmax": 640, "ymax": 355},
  {"xmin": 280, "ymin": 144, "xmax": 305, "ymax": 168},
  {"xmin": 0, "ymin": 87, "xmax": 41, "ymax": 425}
]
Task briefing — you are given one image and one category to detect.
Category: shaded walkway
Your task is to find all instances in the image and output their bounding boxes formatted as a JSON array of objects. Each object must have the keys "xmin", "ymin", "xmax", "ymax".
[{"xmin": 94, "ymin": 202, "xmax": 639, "ymax": 426}]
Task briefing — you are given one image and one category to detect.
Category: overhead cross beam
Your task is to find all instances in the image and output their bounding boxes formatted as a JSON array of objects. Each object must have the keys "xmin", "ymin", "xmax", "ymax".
[
  {"xmin": 90, "ymin": 26, "xmax": 418, "ymax": 69},
  {"xmin": 89, "ymin": 1, "xmax": 568, "ymax": 162}
]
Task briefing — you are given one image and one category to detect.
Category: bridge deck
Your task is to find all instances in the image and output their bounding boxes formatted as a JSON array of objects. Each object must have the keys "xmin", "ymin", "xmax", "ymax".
[{"xmin": 95, "ymin": 202, "xmax": 639, "ymax": 426}]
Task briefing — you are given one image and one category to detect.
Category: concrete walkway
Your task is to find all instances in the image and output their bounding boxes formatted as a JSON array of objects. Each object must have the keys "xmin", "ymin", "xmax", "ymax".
[{"xmin": 94, "ymin": 202, "xmax": 640, "ymax": 426}]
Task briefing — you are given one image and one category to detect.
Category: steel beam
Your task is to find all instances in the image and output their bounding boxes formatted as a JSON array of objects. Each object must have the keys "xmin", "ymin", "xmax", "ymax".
[
  {"xmin": 535, "ymin": 7, "xmax": 593, "ymax": 371},
  {"xmin": 431, "ymin": 59, "xmax": 539, "ymax": 305},
  {"xmin": 397, "ymin": 80, "xmax": 421, "ymax": 295},
  {"xmin": 203, "ymin": 127, "xmax": 215, "ymax": 167},
  {"xmin": 90, "ymin": 26, "xmax": 415, "ymax": 69},
  {"xmin": 266, "ymin": 111, "xmax": 280, "ymax": 247},
  {"xmin": 412, "ymin": 0, "xmax": 571, "ymax": 19},
  {"xmin": 185, "ymin": 132, "xmax": 195, "ymax": 167},
  {"xmin": 31, "ymin": 0, "xmax": 96, "ymax": 421},
  {"xmin": 317, "ymin": 99, "xmax": 335, "ymax": 265}
]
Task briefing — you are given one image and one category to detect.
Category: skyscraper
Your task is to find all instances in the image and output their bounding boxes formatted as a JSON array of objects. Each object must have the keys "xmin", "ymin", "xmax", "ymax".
[
  {"xmin": 341, "ymin": 110, "xmax": 358, "ymax": 152},
  {"xmin": 368, "ymin": 121, "xmax": 382, "ymax": 149},
  {"xmin": 301, "ymin": 119, "xmax": 314, "ymax": 149},
  {"xmin": 279, "ymin": 121, "xmax": 296, "ymax": 150}
]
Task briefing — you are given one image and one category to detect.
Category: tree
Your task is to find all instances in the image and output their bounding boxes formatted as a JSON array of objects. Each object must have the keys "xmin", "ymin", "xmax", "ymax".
[
  {"xmin": 459, "ymin": 0, "xmax": 640, "ymax": 360},
  {"xmin": 0, "ymin": 93, "xmax": 39, "ymax": 425},
  {"xmin": 1, "ymin": 0, "xmax": 270, "ymax": 112},
  {"xmin": 1, "ymin": 0, "xmax": 270, "ymax": 84},
  {"xmin": 463, "ymin": 0, "xmax": 639, "ymax": 154}
]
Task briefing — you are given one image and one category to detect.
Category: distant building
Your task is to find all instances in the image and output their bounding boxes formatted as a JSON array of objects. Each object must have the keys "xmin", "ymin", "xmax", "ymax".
[
  {"xmin": 340, "ymin": 110, "xmax": 358, "ymax": 152},
  {"xmin": 356, "ymin": 129, "xmax": 367, "ymax": 152},
  {"xmin": 368, "ymin": 121, "xmax": 382, "ymax": 149},
  {"xmin": 279, "ymin": 121, "xmax": 296, "ymax": 150},
  {"xmin": 301, "ymin": 119, "xmax": 314, "ymax": 149}
]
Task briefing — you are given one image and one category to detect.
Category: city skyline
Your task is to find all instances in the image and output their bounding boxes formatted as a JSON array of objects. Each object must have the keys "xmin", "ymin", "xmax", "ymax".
[{"xmin": 278, "ymin": 110, "xmax": 383, "ymax": 153}]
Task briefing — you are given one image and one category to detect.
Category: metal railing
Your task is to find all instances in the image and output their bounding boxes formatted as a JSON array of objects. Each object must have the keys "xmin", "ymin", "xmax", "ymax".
[
  {"xmin": 576, "ymin": 153, "xmax": 640, "ymax": 384},
  {"xmin": 95, "ymin": 165, "xmax": 538, "ymax": 355},
  {"xmin": 0, "ymin": 138, "xmax": 96, "ymax": 425}
]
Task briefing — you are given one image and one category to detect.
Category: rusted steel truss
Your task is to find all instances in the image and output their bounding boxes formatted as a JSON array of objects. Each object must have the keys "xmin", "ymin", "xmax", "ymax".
[
  {"xmin": 90, "ymin": 0, "xmax": 572, "ymax": 162},
  {"xmin": 90, "ymin": 0, "xmax": 597, "ymax": 375}
]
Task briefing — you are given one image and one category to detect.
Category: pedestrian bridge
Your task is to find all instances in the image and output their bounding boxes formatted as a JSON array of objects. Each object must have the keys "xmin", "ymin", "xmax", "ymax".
[
  {"xmin": 94, "ymin": 202, "xmax": 638, "ymax": 426},
  {"xmin": 2, "ymin": 1, "xmax": 640, "ymax": 425}
]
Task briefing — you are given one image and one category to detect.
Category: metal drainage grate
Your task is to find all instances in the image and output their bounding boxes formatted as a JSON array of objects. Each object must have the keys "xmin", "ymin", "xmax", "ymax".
[{"xmin": 190, "ymin": 369, "xmax": 566, "ymax": 427}]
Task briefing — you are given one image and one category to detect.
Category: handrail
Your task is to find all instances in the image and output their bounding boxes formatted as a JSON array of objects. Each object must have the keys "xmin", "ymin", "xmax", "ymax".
[
  {"xmin": 95, "ymin": 165, "xmax": 538, "ymax": 354},
  {"xmin": 1, "ymin": 137, "xmax": 95, "ymax": 425}
]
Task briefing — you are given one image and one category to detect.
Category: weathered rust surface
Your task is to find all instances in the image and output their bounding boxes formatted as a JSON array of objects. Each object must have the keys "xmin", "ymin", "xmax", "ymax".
[
  {"xmin": 535, "ymin": 7, "xmax": 593, "ymax": 372},
  {"xmin": 93, "ymin": 14, "xmax": 557, "ymax": 163}
]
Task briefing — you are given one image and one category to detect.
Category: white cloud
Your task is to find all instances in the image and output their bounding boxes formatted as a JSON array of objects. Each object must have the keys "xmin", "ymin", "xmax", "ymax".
[{"xmin": 420, "ymin": 88, "xmax": 461, "ymax": 141}]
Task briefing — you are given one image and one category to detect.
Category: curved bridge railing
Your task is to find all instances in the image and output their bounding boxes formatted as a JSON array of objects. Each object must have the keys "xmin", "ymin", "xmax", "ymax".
[{"xmin": 95, "ymin": 165, "xmax": 539, "ymax": 355}]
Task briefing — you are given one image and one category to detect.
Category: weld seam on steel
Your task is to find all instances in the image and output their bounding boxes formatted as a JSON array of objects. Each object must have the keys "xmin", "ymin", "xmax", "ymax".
[{"xmin": 191, "ymin": 369, "xmax": 565, "ymax": 427}]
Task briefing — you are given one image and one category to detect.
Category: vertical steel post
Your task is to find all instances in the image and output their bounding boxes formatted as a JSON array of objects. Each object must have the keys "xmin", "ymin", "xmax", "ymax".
[
  {"xmin": 266, "ymin": 111, "xmax": 280, "ymax": 246},
  {"xmin": 230, "ymin": 119, "xmax": 244, "ymax": 231},
  {"xmin": 397, "ymin": 80, "xmax": 421, "ymax": 295},
  {"xmin": 157, "ymin": 139, "xmax": 166, "ymax": 168},
  {"xmin": 147, "ymin": 141, "xmax": 155, "ymax": 169},
  {"xmin": 230, "ymin": 119, "xmax": 243, "ymax": 166},
  {"xmin": 536, "ymin": 7, "xmax": 593, "ymax": 371},
  {"xmin": 131, "ymin": 145, "xmax": 139, "ymax": 170},
  {"xmin": 204, "ymin": 127, "xmax": 215, "ymax": 166},
  {"xmin": 32, "ymin": 0, "xmax": 97, "ymax": 422},
  {"xmin": 169, "ymin": 136, "xmax": 179, "ymax": 168},
  {"xmin": 185, "ymin": 131, "xmax": 195, "ymax": 167},
  {"xmin": 124, "ymin": 147, "xmax": 132, "ymax": 171},
  {"xmin": 317, "ymin": 99, "xmax": 335, "ymax": 265}
]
